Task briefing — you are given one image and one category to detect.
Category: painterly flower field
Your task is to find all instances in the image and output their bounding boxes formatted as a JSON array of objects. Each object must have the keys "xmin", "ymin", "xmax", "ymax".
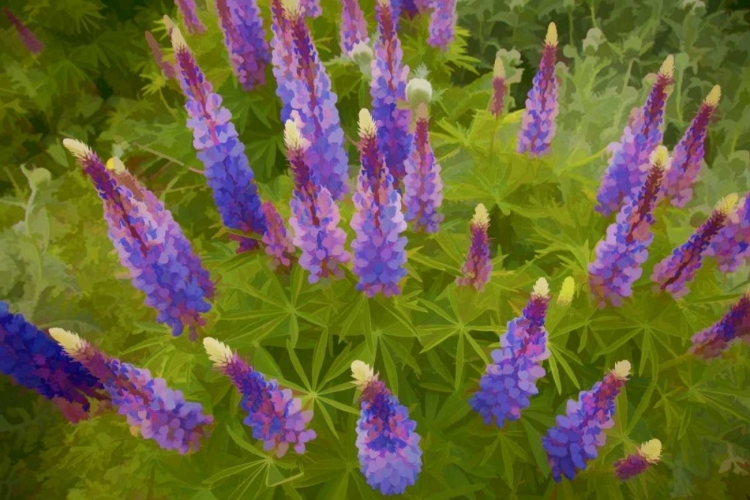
[{"xmin": 1, "ymin": 0, "xmax": 750, "ymax": 498}]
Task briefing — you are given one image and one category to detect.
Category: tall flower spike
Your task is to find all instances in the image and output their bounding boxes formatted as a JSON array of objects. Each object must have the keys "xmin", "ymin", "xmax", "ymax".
[
  {"xmin": 371, "ymin": 0, "xmax": 414, "ymax": 190},
  {"xmin": 651, "ymin": 193, "xmax": 738, "ymax": 299},
  {"xmin": 352, "ymin": 360, "xmax": 422, "ymax": 496},
  {"xmin": 469, "ymin": 278, "xmax": 551, "ymax": 427},
  {"xmin": 174, "ymin": 0, "xmax": 206, "ymax": 34},
  {"xmin": 203, "ymin": 338, "xmax": 316, "ymax": 457},
  {"xmin": 589, "ymin": 146, "xmax": 671, "ymax": 307},
  {"xmin": 664, "ymin": 85, "xmax": 721, "ymax": 207},
  {"xmin": 427, "ymin": 0, "xmax": 457, "ymax": 51},
  {"xmin": 614, "ymin": 439, "xmax": 662, "ymax": 480},
  {"xmin": 3, "ymin": 7, "xmax": 43, "ymax": 54},
  {"xmin": 690, "ymin": 292, "xmax": 750, "ymax": 359},
  {"xmin": 145, "ymin": 31, "xmax": 176, "ymax": 79},
  {"xmin": 707, "ymin": 194, "xmax": 750, "ymax": 273},
  {"xmin": 50, "ymin": 328, "xmax": 213, "ymax": 453},
  {"xmin": 216, "ymin": 0, "xmax": 270, "ymax": 91},
  {"xmin": 170, "ymin": 26, "xmax": 268, "ymax": 252},
  {"xmin": 350, "ymin": 109, "xmax": 408, "ymax": 297},
  {"xmin": 517, "ymin": 23, "xmax": 559, "ymax": 157},
  {"xmin": 457, "ymin": 204, "xmax": 492, "ymax": 291},
  {"xmin": 340, "ymin": 0, "xmax": 370, "ymax": 56},
  {"xmin": 0, "ymin": 303, "xmax": 106, "ymax": 423},
  {"xmin": 261, "ymin": 201, "xmax": 295, "ymax": 270},
  {"xmin": 543, "ymin": 361, "xmax": 631, "ymax": 482},
  {"xmin": 595, "ymin": 56, "xmax": 674, "ymax": 216},
  {"xmin": 64, "ymin": 141, "xmax": 215, "ymax": 339},
  {"xmin": 490, "ymin": 55, "xmax": 507, "ymax": 118}
]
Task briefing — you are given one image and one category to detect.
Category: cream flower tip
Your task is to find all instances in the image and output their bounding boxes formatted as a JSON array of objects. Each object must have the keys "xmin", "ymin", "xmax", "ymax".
[
  {"xmin": 358, "ymin": 109, "xmax": 377, "ymax": 138},
  {"xmin": 545, "ymin": 23, "xmax": 558, "ymax": 46},
  {"xmin": 162, "ymin": 15, "xmax": 176, "ymax": 31},
  {"xmin": 203, "ymin": 337, "xmax": 234, "ymax": 366},
  {"xmin": 49, "ymin": 328, "xmax": 86, "ymax": 356},
  {"xmin": 660, "ymin": 55, "xmax": 674, "ymax": 77},
  {"xmin": 716, "ymin": 193, "xmax": 739, "ymax": 214},
  {"xmin": 532, "ymin": 278, "xmax": 550, "ymax": 298},
  {"xmin": 283, "ymin": 120, "xmax": 304, "ymax": 151},
  {"xmin": 106, "ymin": 157, "xmax": 126, "ymax": 173},
  {"xmin": 351, "ymin": 360, "xmax": 376, "ymax": 387},
  {"xmin": 639, "ymin": 439, "xmax": 662, "ymax": 463},
  {"xmin": 170, "ymin": 25, "xmax": 187, "ymax": 50},
  {"xmin": 62, "ymin": 139, "xmax": 92, "ymax": 160},
  {"xmin": 377, "ymin": 0, "xmax": 390, "ymax": 6},
  {"xmin": 557, "ymin": 276, "xmax": 575, "ymax": 305},
  {"xmin": 650, "ymin": 145, "xmax": 671, "ymax": 171},
  {"xmin": 493, "ymin": 56, "xmax": 505, "ymax": 78},
  {"xmin": 472, "ymin": 203, "xmax": 490, "ymax": 226},
  {"xmin": 613, "ymin": 360, "xmax": 632, "ymax": 380},
  {"xmin": 705, "ymin": 85, "xmax": 721, "ymax": 106},
  {"xmin": 282, "ymin": 0, "xmax": 302, "ymax": 17}
]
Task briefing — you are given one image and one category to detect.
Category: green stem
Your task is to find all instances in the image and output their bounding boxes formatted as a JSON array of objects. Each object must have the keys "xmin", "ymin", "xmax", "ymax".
[
  {"xmin": 621, "ymin": 58, "xmax": 634, "ymax": 94},
  {"xmin": 24, "ymin": 185, "xmax": 45, "ymax": 318}
]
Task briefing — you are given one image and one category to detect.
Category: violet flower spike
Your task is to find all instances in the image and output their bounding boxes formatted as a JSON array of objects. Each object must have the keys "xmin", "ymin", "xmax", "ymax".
[
  {"xmin": 456, "ymin": 204, "xmax": 492, "ymax": 291},
  {"xmin": 299, "ymin": 0, "xmax": 321, "ymax": 17},
  {"xmin": 614, "ymin": 439, "xmax": 662, "ymax": 480},
  {"xmin": 690, "ymin": 292, "xmax": 750, "ymax": 359},
  {"xmin": 145, "ymin": 31, "xmax": 176, "ymax": 79},
  {"xmin": 352, "ymin": 360, "xmax": 422, "ymax": 496},
  {"xmin": 651, "ymin": 193, "xmax": 739, "ymax": 299},
  {"xmin": 3, "ymin": 7, "xmax": 43, "ymax": 54},
  {"xmin": 543, "ymin": 361, "xmax": 631, "ymax": 482},
  {"xmin": 469, "ymin": 279, "xmax": 551, "ymax": 427},
  {"xmin": 174, "ymin": 0, "xmax": 206, "ymax": 34},
  {"xmin": 595, "ymin": 56, "xmax": 674, "ymax": 216},
  {"xmin": 517, "ymin": 23, "xmax": 559, "ymax": 158},
  {"xmin": 261, "ymin": 201, "xmax": 295, "ymax": 270},
  {"xmin": 269, "ymin": 0, "xmax": 298, "ymax": 123},
  {"xmin": 707, "ymin": 194, "xmax": 750, "ymax": 273},
  {"xmin": 490, "ymin": 56, "xmax": 507, "ymax": 118},
  {"xmin": 216, "ymin": 0, "xmax": 270, "ymax": 91},
  {"xmin": 340, "ymin": 0, "xmax": 370, "ymax": 56},
  {"xmin": 427, "ymin": 0, "xmax": 457, "ymax": 51}
]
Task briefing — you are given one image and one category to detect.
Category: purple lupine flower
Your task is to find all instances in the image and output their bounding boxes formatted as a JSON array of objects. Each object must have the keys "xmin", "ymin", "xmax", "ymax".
[
  {"xmin": 170, "ymin": 26, "xmax": 267, "ymax": 252},
  {"xmin": 414, "ymin": 0, "xmax": 431, "ymax": 13},
  {"xmin": 397, "ymin": 0, "xmax": 420, "ymax": 18},
  {"xmin": 469, "ymin": 278, "xmax": 551, "ymax": 427},
  {"xmin": 490, "ymin": 56, "xmax": 507, "ymax": 118},
  {"xmin": 269, "ymin": 0, "xmax": 297, "ymax": 123},
  {"xmin": 51, "ymin": 328, "xmax": 213, "ymax": 453},
  {"xmin": 351, "ymin": 109, "xmax": 408, "ymax": 297},
  {"xmin": 664, "ymin": 86, "xmax": 721, "ymax": 207},
  {"xmin": 0, "ymin": 302, "xmax": 106, "ymax": 423},
  {"xmin": 351, "ymin": 360, "xmax": 422, "ymax": 496},
  {"xmin": 595, "ymin": 56, "xmax": 674, "ymax": 216},
  {"xmin": 543, "ymin": 361, "xmax": 631, "ymax": 482},
  {"xmin": 216, "ymin": 0, "xmax": 270, "ymax": 91},
  {"xmin": 2, "ymin": 7, "xmax": 43, "ymax": 54},
  {"xmin": 145, "ymin": 31, "xmax": 176, "ymax": 79},
  {"xmin": 517, "ymin": 23, "xmax": 559, "ymax": 158},
  {"xmin": 403, "ymin": 103, "xmax": 444, "ymax": 233},
  {"xmin": 589, "ymin": 147, "xmax": 671, "ymax": 308},
  {"xmin": 651, "ymin": 194, "xmax": 738, "ymax": 299},
  {"xmin": 174, "ymin": 0, "xmax": 206, "ymax": 34},
  {"xmin": 63, "ymin": 143, "xmax": 215, "ymax": 339},
  {"xmin": 300, "ymin": 0, "xmax": 321, "ymax": 17},
  {"xmin": 204, "ymin": 338, "xmax": 316, "ymax": 457},
  {"xmin": 707, "ymin": 194, "xmax": 750, "ymax": 273},
  {"xmin": 261, "ymin": 201, "xmax": 295, "ymax": 270},
  {"xmin": 340, "ymin": 0, "xmax": 369, "ymax": 56},
  {"xmin": 427, "ymin": 0, "xmax": 457, "ymax": 51},
  {"xmin": 456, "ymin": 204, "xmax": 492, "ymax": 291},
  {"xmin": 690, "ymin": 293, "xmax": 750, "ymax": 359},
  {"xmin": 614, "ymin": 439, "xmax": 662, "ymax": 480},
  {"xmin": 370, "ymin": 0, "xmax": 413, "ymax": 190}
]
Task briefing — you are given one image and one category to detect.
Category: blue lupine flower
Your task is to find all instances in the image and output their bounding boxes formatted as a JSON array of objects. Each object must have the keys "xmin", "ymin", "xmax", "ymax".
[{"xmin": 216, "ymin": 0, "xmax": 270, "ymax": 90}]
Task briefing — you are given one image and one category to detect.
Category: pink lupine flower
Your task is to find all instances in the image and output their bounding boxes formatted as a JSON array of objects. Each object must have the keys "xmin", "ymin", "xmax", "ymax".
[
  {"xmin": 614, "ymin": 439, "xmax": 662, "ymax": 480},
  {"xmin": 174, "ymin": 0, "xmax": 206, "ymax": 35},
  {"xmin": 456, "ymin": 204, "xmax": 492, "ymax": 291},
  {"xmin": 690, "ymin": 292, "xmax": 750, "ymax": 359},
  {"xmin": 261, "ymin": 202, "xmax": 295, "ymax": 270},
  {"xmin": 490, "ymin": 56, "xmax": 507, "ymax": 117},
  {"xmin": 707, "ymin": 194, "xmax": 750, "ymax": 273},
  {"xmin": 216, "ymin": 0, "xmax": 270, "ymax": 90},
  {"xmin": 3, "ymin": 7, "xmax": 43, "ymax": 54},
  {"xmin": 145, "ymin": 31, "xmax": 176, "ymax": 79},
  {"xmin": 427, "ymin": 0, "xmax": 457, "ymax": 51},
  {"xmin": 340, "ymin": 0, "xmax": 369, "ymax": 56}
]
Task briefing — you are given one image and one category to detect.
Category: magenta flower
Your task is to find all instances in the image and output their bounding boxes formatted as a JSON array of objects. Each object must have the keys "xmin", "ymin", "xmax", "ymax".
[
  {"xmin": 174, "ymin": 0, "xmax": 206, "ymax": 35},
  {"xmin": 614, "ymin": 439, "xmax": 662, "ymax": 480},
  {"xmin": 456, "ymin": 204, "xmax": 492, "ymax": 291},
  {"xmin": 2, "ymin": 7, "xmax": 43, "ymax": 54},
  {"xmin": 340, "ymin": 0, "xmax": 369, "ymax": 56},
  {"xmin": 261, "ymin": 201, "xmax": 295, "ymax": 270},
  {"xmin": 490, "ymin": 56, "xmax": 507, "ymax": 118},
  {"xmin": 216, "ymin": 0, "xmax": 270, "ymax": 91},
  {"xmin": 690, "ymin": 293, "xmax": 750, "ymax": 359},
  {"xmin": 145, "ymin": 31, "xmax": 176, "ymax": 79},
  {"xmin": 427, "ymin": 0, "xmax": 457, "ymax": 51},
  {"xmin": 595, "ymin": 56, "xmax": 674, "ymax": 216},
  {"xmin": 707, "ymin": 194, "xmax": 750, "ymax": 273}
]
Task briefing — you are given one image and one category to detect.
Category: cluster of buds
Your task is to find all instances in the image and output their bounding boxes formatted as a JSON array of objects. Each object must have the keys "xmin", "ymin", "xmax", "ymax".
[
  {"xmin": 614, "ymin": 439, "xmax": 662, "ymax": 480},
  {"xmin": 3, "ymin": 7, "xmax": 43, "ymax": 54},
  {"xmin": 690, "ymin": 292, "xmax": 750, "ymax": 359},
  {"xmin": 456, "ymin": 204, "xmax": 492, "ymax": 291}
]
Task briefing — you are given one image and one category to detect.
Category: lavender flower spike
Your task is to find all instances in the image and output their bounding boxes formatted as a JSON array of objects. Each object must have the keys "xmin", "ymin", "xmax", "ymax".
[
  {"xmin": 690, "ymin": 292, "xmax": 750, "ymax": 359},
  {"xmin": 427, "ymin": 0, "xmax": 457, "ymax": 51},
  {"xmin": 145, "ymin": 31, "xmax": 176, "ymax": 79},
  {"xmin": 517, "ymin": 23, "xmax": 559, "ymax": 158},
  {"xmin": 614, "ymin": 439, "xmax": 662, "ymax": 480},
  {"xmin": 170, "ymin": 26, "xmax": 268, "ymax": 252},
  {"xmin": 595, "ymin": 56, "xmax": 674, "ymax": 216},
  {"xmin": 651, "ymin": 193, "xmax": 739, "ymax": 299},
  {"xmin": 51, "ymin": 328, "xmax": 213, "ymax": 453},
  {"xmin": 708, "ymin": 193, "xmax": 750, "ymax": 273},
  {"xmin": 340, "ymin": 0, "xmax": 369, "ymax": 56},
  {"xmin": 469, "ymin": 278, "xmax": 551, "ymax": 427},
  {"xmin": 2, "ymin": 7, "xmax": 43, "ymax": 54},
  {"xmin": 216, "ymin": 0, "xmax": 270, "ymax": 91},
  {"xmin": 589, "ymin": 146, "xmax": 671, "ymax": 308},
  {"xmin": 261, "ymin": 201, "xmax": 295, "ymax": 270},
  {"xmin": 174, "ymin": 0, "xmax": 206, "ymax": 34},
  {"xmin": 300, "ymin": 0, "xmax": 321, "ymax": 17},
  {"xmin": 543, "ymin": 360, "xmax": 631, "ymax": 482},
  {"xmin": 352, "ymin": 360, "xmax": 422, "ymax": 496},
  {"xmin": 490, "ymin": 56, "xmax": 507, "ymax": 118},
  {"xmin": 664, "ymin": 85, "xmax": 721, "ymax": 207},
  {"xmin": 456, "ymin": 204, "xmax": 492, "ymax": 291},
  {"xmin": 204, "ymin": 338, "xmax": 316, "ymax": 457}
]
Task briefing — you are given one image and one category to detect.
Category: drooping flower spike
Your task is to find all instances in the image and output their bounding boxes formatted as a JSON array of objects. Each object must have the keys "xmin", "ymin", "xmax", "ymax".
[
  {"xmin": 215, "ymin": 0, "xmax": 270, "ymax": 91},
  {"xmin": 427, "ymin": 0, "xmax": 457, "ymax": 51},
  {"xmin": 0, "ymin": 303, "xmax": 106, "ymax": 423},
  {"xmin": 490, "ymin": 56, "xmax": 507, "ymax": 118},
  {"xmin": 664, "ymin": 85, "xmax": 721, "ymax": 207},
  {"xmin": 170, "ymin": 25, "xmax": 268, "ymax": 252},
  {"xmin": 261, "ymin": 201, "xmax": 295, "ymax": 270},
  {"xmin": 543, "ymin": 360, "xmax": 631, "ymax": 482},
  {"xmin": 352, "ymin": 360, "xmax": 422, "ymax": 496},
  {"xmin": 3, "ymin": 7, "xmax": 43, "ymax": 54},
  {"xmin": 690, "ymin": 292, "xmax": 750, "ymax": 359},
  {"xmin": 340, "ymin": 0, "xmax": 369, "ymax": 56},
  {"xmin": 145, "ymin": 31, "xmax": 176, "ymax": 80},
  {"xmin": 203, "ymin": 338, "xmax": 316, "ymax": 457},
  {"xmin": 651, "ymin": 193, "xmax": 739, "ymax": 299},
  {"xmin": 456, "ymin": 204, "xmax": 492, "ymax": 291},
  {"xmin": 595, "ymin": 56, "xmax": 674, "ymax": 216},
  {"xmin": 174, "ymin": 0, "xmax": 206, "ymax": 35},
  {"xmin": 589, "ymin": 146, "xmax": 671, "ymax": 308},
  {"xmin": 63, "ymin": 141, "xmax": 215, "ymax": 340},
  {"xmin": 469, "ymin": 278, "xmax": 551, "ymax": 428},
  {"xmin": 517, "ymin": 23, "xmax": 559, "ymax": 158},
  {"xmin": 706, "ymin": 193, "xmax": 750, "ymax": 273},
  {"xmin": 51, "ymin": 328, "xmax": 213, "ymax": 454},
  {"xmin": 614, "ymin": 439, "xmax": 662, "ymax": 480}
]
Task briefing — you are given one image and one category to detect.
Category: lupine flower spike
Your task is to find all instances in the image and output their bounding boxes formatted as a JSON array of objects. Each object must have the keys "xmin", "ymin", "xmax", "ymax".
[
  {"xmin": 300, "ymin": 0, "xmax": 321, "ymax": 17},
  {"xmin": 589, "ymin": 146, "xmax": 671, "ymax": 307},
  {"xmin": 170, "ymin": 25, "xmax": 268, "ymax": 252},
  {"xmin": 398, "ymin": 0, "xmax": 420, "ymax": 18},
  {"xmin": 51, "ymin": 328, "xmax": 213, "ymax": 453},
  {"xmin": 340, "ymin": 0, "xmax": 369, "ymax": 56},
  {"xmin": 707, "ymin": 193, "xmax": 750, "ymax": 273},
  {"xmin": 456, "ymin": 204, "xmax": 492, "ymax": 291},
  {"xmin": 490, "ymin": 56, "xmax": 507, "ymax": 118},
  {"xmin": 543, "ymin": 360, "xmax": 631, "ymax": 482},
  {"xmin": 352, "ymin": 360, "xmax": 422, "ymax": 496},
  {"xmin": 269, "ymin": 0, "xmax": 297, "ymax": 122},
  {"xmin": 517, "ymin": 23, "xmax": 559, "ymax": 157},
  {"xmin": 203, "ymin": 338, "xmax": 316, "ymax": 457},
  {"xmin": 469, "ymin": 278, "xmax": 551, "ymax": 427},
  {"xmin": 614, "ymin": 439, "xmax": 662, "ymax": 480},
  {"xmin": 664, "ymin": 86, "xmax": 721, "ymax": 207},
  {"xmin": 595, "ymin": 56, "xmax": 674, "ymax": 216},
  {"xmin": 216, "ymin": 0, "xmax": 270, "ymax": 91},
  {"xmin": 351, "ymin": 109, "xmax": 408, "ymax": 297},
  {"xmin": 690, "ymin": 292, "xmax": 750, "ymax": 359},
  {"xmin": 3, "ymin": 7, "xmax": 43, "ymax": 54},
  {"xmin": 427, "ymin": 0, "xmax": 457, "ymax": 51},
  {"xmin": 63, "ymin": 141, "xmax": 215, "ymax": 339},
  {"xmin": 651, "ymin": 193, "xmax": 739, "ymax": 299},
  {"xmin": 145, "ymin": 31, "xmax": 176, "ymax": 79},
  {"xmin": 0, "ymin": 303, "xmax": 105, "ymax": 423},
  {"xmin": 261, "ymin": 201, "xmax": 295, "ymax": 270},
  {"xmin": 174, "ymin": 0, "xmax": 206, "ymax": 34}
]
